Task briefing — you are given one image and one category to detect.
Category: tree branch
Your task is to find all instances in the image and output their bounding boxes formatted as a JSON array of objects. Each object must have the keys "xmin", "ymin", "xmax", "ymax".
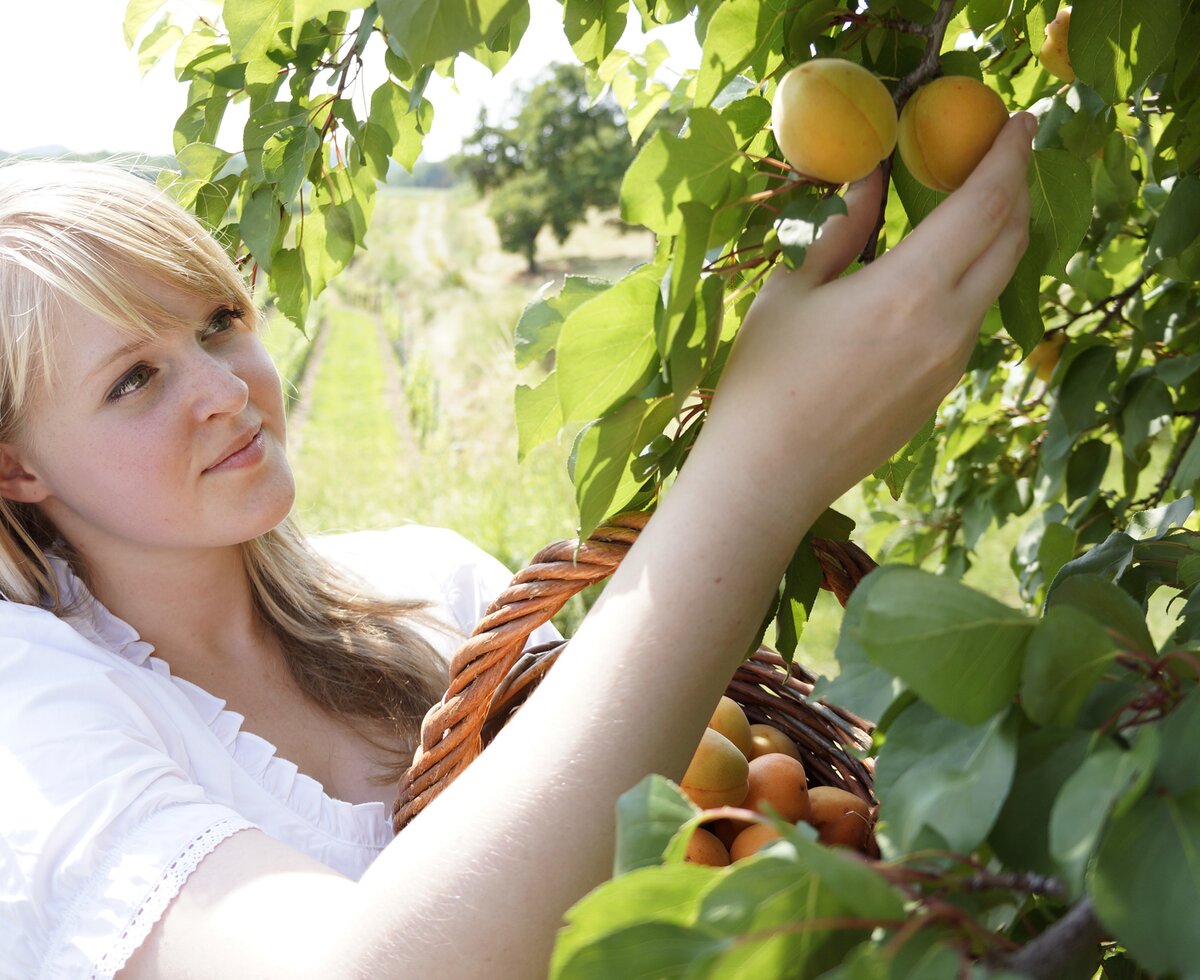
[
  {"xmin": 1000, "ymin": 899, "xmax": 1105, "ymax": 979},
  {"xmin": 859, "ymin": 0, "xmax": 956, "ymax": 263}
]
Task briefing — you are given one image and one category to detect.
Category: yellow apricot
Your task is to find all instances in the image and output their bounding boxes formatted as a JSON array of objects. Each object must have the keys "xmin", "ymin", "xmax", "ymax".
[
  {"xmin": 1026, "ymin": 330, "xmax": 1067, "ymax": 382},
  {"xmin": 730, "ymin": 822, "xmax": 783, "ymax": 862},
  {"xmin": 680, "ymin": 728, "xmax": 750, "ymax": 809},
  {"xmin": 1038, "ymin": 8, "xmax": 1075, "ymax": 83},
  {"xmin": 743, "ymin": 753, "xmax": 810, "ymax": 824},
  {"xmin": 771, "ymin": 58, "xmax": 898, "ymax": 184},
  {"xmin": 708, "ymin": 696, "xmax": 753, "ymax": 759},
  {"xmin": 685, "ymin": 827, "xmax": 732, "ymax": 867},
  {"xmin": 806, "ymin": 786, "xmax": 874, "ymax": 850},
  {"xmin": 897, "ymin": 76, "xmax": 1010, "ymax": 193},
  {"xmin": 748, "ymin": 723, "xmax": 802, "ymax": 762}
]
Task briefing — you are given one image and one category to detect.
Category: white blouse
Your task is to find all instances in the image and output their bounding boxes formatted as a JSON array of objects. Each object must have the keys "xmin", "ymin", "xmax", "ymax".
[{"xmin": 0, "ymin": 525, "xmax": 562, "ymax": 980}]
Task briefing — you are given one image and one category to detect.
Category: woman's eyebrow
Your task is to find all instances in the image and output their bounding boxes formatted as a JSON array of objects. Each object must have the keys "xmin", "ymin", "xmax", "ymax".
[{"xmin": 86, "ymin": 335, "xmax": 152, "ymax": 385}]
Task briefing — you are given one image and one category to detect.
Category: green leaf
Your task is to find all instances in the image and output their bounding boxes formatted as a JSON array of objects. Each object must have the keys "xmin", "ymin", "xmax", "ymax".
[
  {"xmin": 873, "ymin": 703, "xmax": 1020, "ymax": 855},
  {"xmin": 1146, "ymin": 174, "xmax": 1200, "ymax": 273},
  {"xmin": 1045, "ymin": 573, "xmax": 1155, "ymax": 655},
  {"xmin": 563, "ymin": 0, "xmax": 628, "ymax": 66},
  {"xmin": 1020, "ymin": 604, "xmax": 1118, "ymax": 726},
  {"xmin": 1028, "ymin": 148, "xmax": 1093, "ymax": 278},
  {"xmin": 569, "ymin": 400, "xmax": 648, "ymax": 538},
  {"xmin": 222, "ymin": 0, "xmax": 286, "ymax": 62},
  {"xmin": 1071, "ymin": 0, "xmax": 1182, "ymax": 105},
  {"xmin": 1119, "ymin": 374, "xmax": 1173, "ymax": 461},
  {"xmin": 613, "ymin": 774, "xmax": 700, "ymax": 875},
  {"xmin": 872, "ymin": 415, "xmax": 935, "ymax": 500},
  {"xmin": 662, "ymin": 202, "xmax": 715, "ymax": 357},
  {"xmin": 852, "ymin": 566, "xmax": 1033, "ymax": 725},
  {"xmin": 1154, "ymin": 687, "xmax": 1200, "ymax": 795},
  {"xmin": 1090, "ymin": 788, "xmax": 1200, "ymax": 975},
  {"xmin": 239, "ymin": 183, "xmax": 282, "ymax": 271},
  {"xmin": 554, "ymin": 921, "xmax": 728, "ymax": 979},
  {"xmin": 137, "ymin": 18, "xmax": 185, "ymax": 75},
  {"xmin": 556, "ymin": 262, "xmax": 662, "ymax": 424},
  {"xmin": 514, "ymin": 374, "xmax": 563, "ymax": 460},
  {"xmin": 1050, "ymin": 735, "xmax": 1158, "ymax": 895},
  {"xmin": 243, "ymin": 102, "xmax": 311, "ymax": 182},
  {"xmin": 620, "ymin": 108, "xmax": 741, "ymax": 237},
  {"xmin": 124, "ymin": 0, "xmax": 168, "ymax": 46},
  {"xmin": 990, "ymin": 728, "xmax": 1093, "ymax": 879},
  {"xmin": 175, "ymin": 142, "xmax": 233, "ymax": 183},
  {"xmin": 695, "ymin": 0, "xmax": 787, "ymax": 107},
  {"xmin": 515, "ymin": 277, "xmax": 610, "ymax": 368},
  {"xmin": 774, "ymin": 537, "xmax": 824, "ymax": 661},
  {"xmin": 774, "ymin": 194, "xmax": 848, "ymax": 270},
  {"xmin": 377, "ymin": 0, "xmax": 526, "ymax": 67}
]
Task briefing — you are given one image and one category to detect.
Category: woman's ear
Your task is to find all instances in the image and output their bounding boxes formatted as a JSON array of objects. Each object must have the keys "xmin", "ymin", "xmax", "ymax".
[{"xmin": 0, "ymin": 445, "xmax": 49, "ymax": 504}]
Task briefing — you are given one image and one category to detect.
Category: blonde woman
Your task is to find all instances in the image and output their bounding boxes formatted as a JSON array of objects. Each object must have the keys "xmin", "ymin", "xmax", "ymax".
[{"xmin": 0, "ymin": 112, "xmax": 1034, "ymax": 980}]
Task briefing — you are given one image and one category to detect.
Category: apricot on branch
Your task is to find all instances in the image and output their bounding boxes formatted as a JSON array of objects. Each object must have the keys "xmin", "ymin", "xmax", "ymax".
[
  {"xmin": 771, "ymin": 58, "xmax": 898, "ymax": 184},
  {"xmin": 897, "ymin": 75, "xmax": 1010, "ymax": 192}
]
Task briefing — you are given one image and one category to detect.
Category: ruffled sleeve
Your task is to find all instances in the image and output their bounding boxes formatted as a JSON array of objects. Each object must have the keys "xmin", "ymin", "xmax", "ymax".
[{"xmin": 0, "ymin": 602, "xmax": 256, "ymax": 980}]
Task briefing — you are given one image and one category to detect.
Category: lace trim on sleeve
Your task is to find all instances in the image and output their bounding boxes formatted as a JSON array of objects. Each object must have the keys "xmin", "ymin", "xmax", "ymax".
[{"xmin": 88, "ymin": 815, "xmax": 255, "ymax": 980}]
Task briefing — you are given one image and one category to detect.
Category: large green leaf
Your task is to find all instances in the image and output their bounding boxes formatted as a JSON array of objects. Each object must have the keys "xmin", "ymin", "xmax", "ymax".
[
  {"xmin": 694, "ymin": 0, "xmax": 787, "ymax": 107},
  {"xmin": 851, "ymin": 566, "xmax": 1033, "ymax": 724},
  {"xmin": 556, "ymin": 262, "xmax": 663, "ymax": 424},
  {"xmin": 377, "ymin": 0, "xmax": 526, "ymax": 67},
  {"xmin": 515, "ymin": 277, "xmax": 611, "ymax": 368},
  {"xmin": 222, "ymin": 0, "xmax": 286, "ymax": 62},
  {"xmin": 620, "ymin": 108, "xmax": 742, "ymax": 237},
  {"xmin": 1090, "ymin": 788, "xmax": 1200, "ymax": 976},
  {"xmin": 1020, "ymin": 604, "xmax": 1118, "ymax": 726},
  {"xmin": 613, "ymin": 774, "xmax": 700, "ymax": 875},
  {"xmin": 1071, "ymin": 0, "xmax": 1182, "ymax": 105},
  {"xmin": 873, "ymin": 703, "xmax": 1020, "ymax": 855},
  {"xmin": 563, "ymin": 0, "xmax": 628, "ymax": 67}
]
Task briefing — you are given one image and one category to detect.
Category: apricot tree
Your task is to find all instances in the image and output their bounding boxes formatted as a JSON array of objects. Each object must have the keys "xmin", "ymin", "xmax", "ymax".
[{"xmin": 129, "ymin": 0, "xmax": 1200, "ymax": 974}]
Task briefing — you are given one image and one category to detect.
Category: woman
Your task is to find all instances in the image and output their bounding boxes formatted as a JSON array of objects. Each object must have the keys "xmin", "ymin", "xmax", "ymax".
[{"xmin": 0, "ymin": 111, "xmax": 1033, "ymax": 979}]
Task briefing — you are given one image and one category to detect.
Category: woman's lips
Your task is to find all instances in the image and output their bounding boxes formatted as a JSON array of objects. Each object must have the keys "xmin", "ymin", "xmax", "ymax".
[{"xmin": 205, "ymin": 428, "xmax": 265, "ymax": 473}]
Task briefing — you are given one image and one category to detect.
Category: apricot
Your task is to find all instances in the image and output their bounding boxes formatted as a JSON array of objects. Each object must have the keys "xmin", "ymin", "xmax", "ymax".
[
  {"xmin": 1026, "ymin": 330, "xmax": 1067, "ymax": 381},
  {"xmin": 743, "ymin": 753, "xmax": 810, "ymax": 824},
  {"xmin": 806, "ymin": 786, "xmax": 874, "ymax": 850},
  {"xmin": 730, "ymin": 822, "xmax": 784, "ymax": 861},
  {"xmin": 897, "ymin": 76, "xmax": 1009, "ymax": 193},
  {"xmin": 680, "ymin": 728, "xmax": 750, "ymax": 809},
  {"xmin": 708, "ymin": 696, "xmax": 753, "ymax": 759},
  {"xmin": 685, "ymin": 827, "xmax": 731, "ymax": 867},
  {"xmin": 748, "ymin": 723, "xmax": 802, "ymax": 762},
  {"xmin": 771, "ymin": 58, "xmax": 898, "ymax": 184},
  {"xmin": 1038, "ymin": 8, "xmax": 1075, "ymax": 83}
]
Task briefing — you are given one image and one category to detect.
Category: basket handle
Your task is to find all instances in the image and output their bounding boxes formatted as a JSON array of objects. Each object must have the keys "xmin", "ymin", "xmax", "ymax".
[{"xmin": 393, "ymin": 512, "xmax": 875, "ymax": 832}]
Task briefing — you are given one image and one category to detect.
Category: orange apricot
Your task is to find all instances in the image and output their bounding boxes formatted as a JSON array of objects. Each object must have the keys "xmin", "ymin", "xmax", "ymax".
[
  {"xmin": 806, "ymin": 786, "xmax": 874, "ymax": 850},
  {"xmin": 1038, "ymin": 8, "xmax": 1075, "ymax": 83},
  {"xmin": 685, "ymin": 827, "xmax": 732, "ymax": 867},
  {"xmin": 680, "ymin": 728, "xmax": 750, "ymax": 809},
  {"xmin": 771, "ymin": 58, "xmax": 898, "ymax": 184},
  {"xmin": 730, "ymin": 822, "xmax": 784, "ymax": 862},
  {"xmin": 748, "ymin": 723, "xmax": 802, "ymax": 762},
  {"xmin": 742, "ymin": 753, "xmax": 810, "ymax": 824},
  {"xmin": 708, "ymin": 696, "xmax": 753, "ymax": 759},
  {"xmin": 1026, "ymin": 330, "xmax": 1067, "ymax": 382},
  {"xmin": 897, "ymin": 76, "xmax": 1009, "ymax": 193}
]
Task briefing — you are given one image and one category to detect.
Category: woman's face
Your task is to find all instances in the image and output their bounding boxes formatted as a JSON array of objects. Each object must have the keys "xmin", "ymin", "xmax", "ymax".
[{"xmin": 10, "ymin": 276, "xmax": 295, "ymax": 561}]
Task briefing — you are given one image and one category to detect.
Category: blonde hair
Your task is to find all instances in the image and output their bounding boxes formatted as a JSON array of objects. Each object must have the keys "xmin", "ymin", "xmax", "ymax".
[{"xmin": 0, "ymin": 159, "xmax": 448, "ymax": 780}]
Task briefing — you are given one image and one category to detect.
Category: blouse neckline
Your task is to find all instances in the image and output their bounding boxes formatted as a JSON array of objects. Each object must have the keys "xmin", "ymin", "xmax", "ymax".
[{"xmin": 46, "ymin": 555, "xmax": 394, "ymax": 849}]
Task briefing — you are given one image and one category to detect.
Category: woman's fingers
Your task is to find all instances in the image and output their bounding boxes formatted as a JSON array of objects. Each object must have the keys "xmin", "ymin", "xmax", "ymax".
[
  {"xmin": 791, "ymin": 168, "xmax": 884, "ymax": 286},
  {"xmin": 887, "ymin": 113, "xmax": 1036, "ymax": 291}
]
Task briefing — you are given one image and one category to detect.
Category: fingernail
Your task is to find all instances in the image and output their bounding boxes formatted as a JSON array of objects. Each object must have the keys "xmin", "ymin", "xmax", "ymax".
[{"xmin": 1020, "ymin": 113, "xmax": 1038, "ymax": 140}]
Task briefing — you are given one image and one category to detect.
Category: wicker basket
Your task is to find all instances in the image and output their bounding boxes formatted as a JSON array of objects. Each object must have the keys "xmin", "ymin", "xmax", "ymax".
[{"xmin": 393, "ymin": 511, "xmax": 879, "ymax": 834}]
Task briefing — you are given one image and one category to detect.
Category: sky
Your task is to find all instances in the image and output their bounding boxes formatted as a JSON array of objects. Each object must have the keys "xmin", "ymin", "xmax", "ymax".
[{"xmin": 5, "ymin": 0, "xmax": 700, "ymax": 161}]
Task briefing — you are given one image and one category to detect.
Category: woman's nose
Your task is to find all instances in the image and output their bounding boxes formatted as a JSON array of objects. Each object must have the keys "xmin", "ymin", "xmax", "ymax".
[{"xmin": 186, "ymin": 348, "xmax": 250, "ymax": 419}]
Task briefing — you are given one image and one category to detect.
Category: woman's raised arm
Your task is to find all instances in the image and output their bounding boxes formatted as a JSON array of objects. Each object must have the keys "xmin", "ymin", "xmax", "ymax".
[{"xmin": 120, "ymin": 113, "xmax": 1034, "ymax": 980}]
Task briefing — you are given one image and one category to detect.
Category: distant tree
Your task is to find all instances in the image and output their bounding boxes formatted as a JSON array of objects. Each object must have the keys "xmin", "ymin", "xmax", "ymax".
[{"xmin": 455, "ymin": 63, "xmax": 635, "ymax": 273}]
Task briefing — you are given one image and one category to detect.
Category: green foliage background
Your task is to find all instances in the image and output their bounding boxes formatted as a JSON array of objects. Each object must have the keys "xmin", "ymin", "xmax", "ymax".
[{"xmin": 127, "ymin": 0, "xmax": 1200, "ymax": 974}]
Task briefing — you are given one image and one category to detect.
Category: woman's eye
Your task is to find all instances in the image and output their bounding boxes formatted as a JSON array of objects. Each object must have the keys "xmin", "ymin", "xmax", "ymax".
[
  {"xmin": 107, "ymin": 364, "xmax": 157, "ymax": 401},
  {"xmin": 202, "ymin": 307, "xmax": 245, "ymax": 340}
]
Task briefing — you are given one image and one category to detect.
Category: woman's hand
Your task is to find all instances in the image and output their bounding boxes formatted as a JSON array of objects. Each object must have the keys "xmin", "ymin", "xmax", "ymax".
[{"xmin": 697, "ymin": 112, "xmax": 1035, "ymax": 535}]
